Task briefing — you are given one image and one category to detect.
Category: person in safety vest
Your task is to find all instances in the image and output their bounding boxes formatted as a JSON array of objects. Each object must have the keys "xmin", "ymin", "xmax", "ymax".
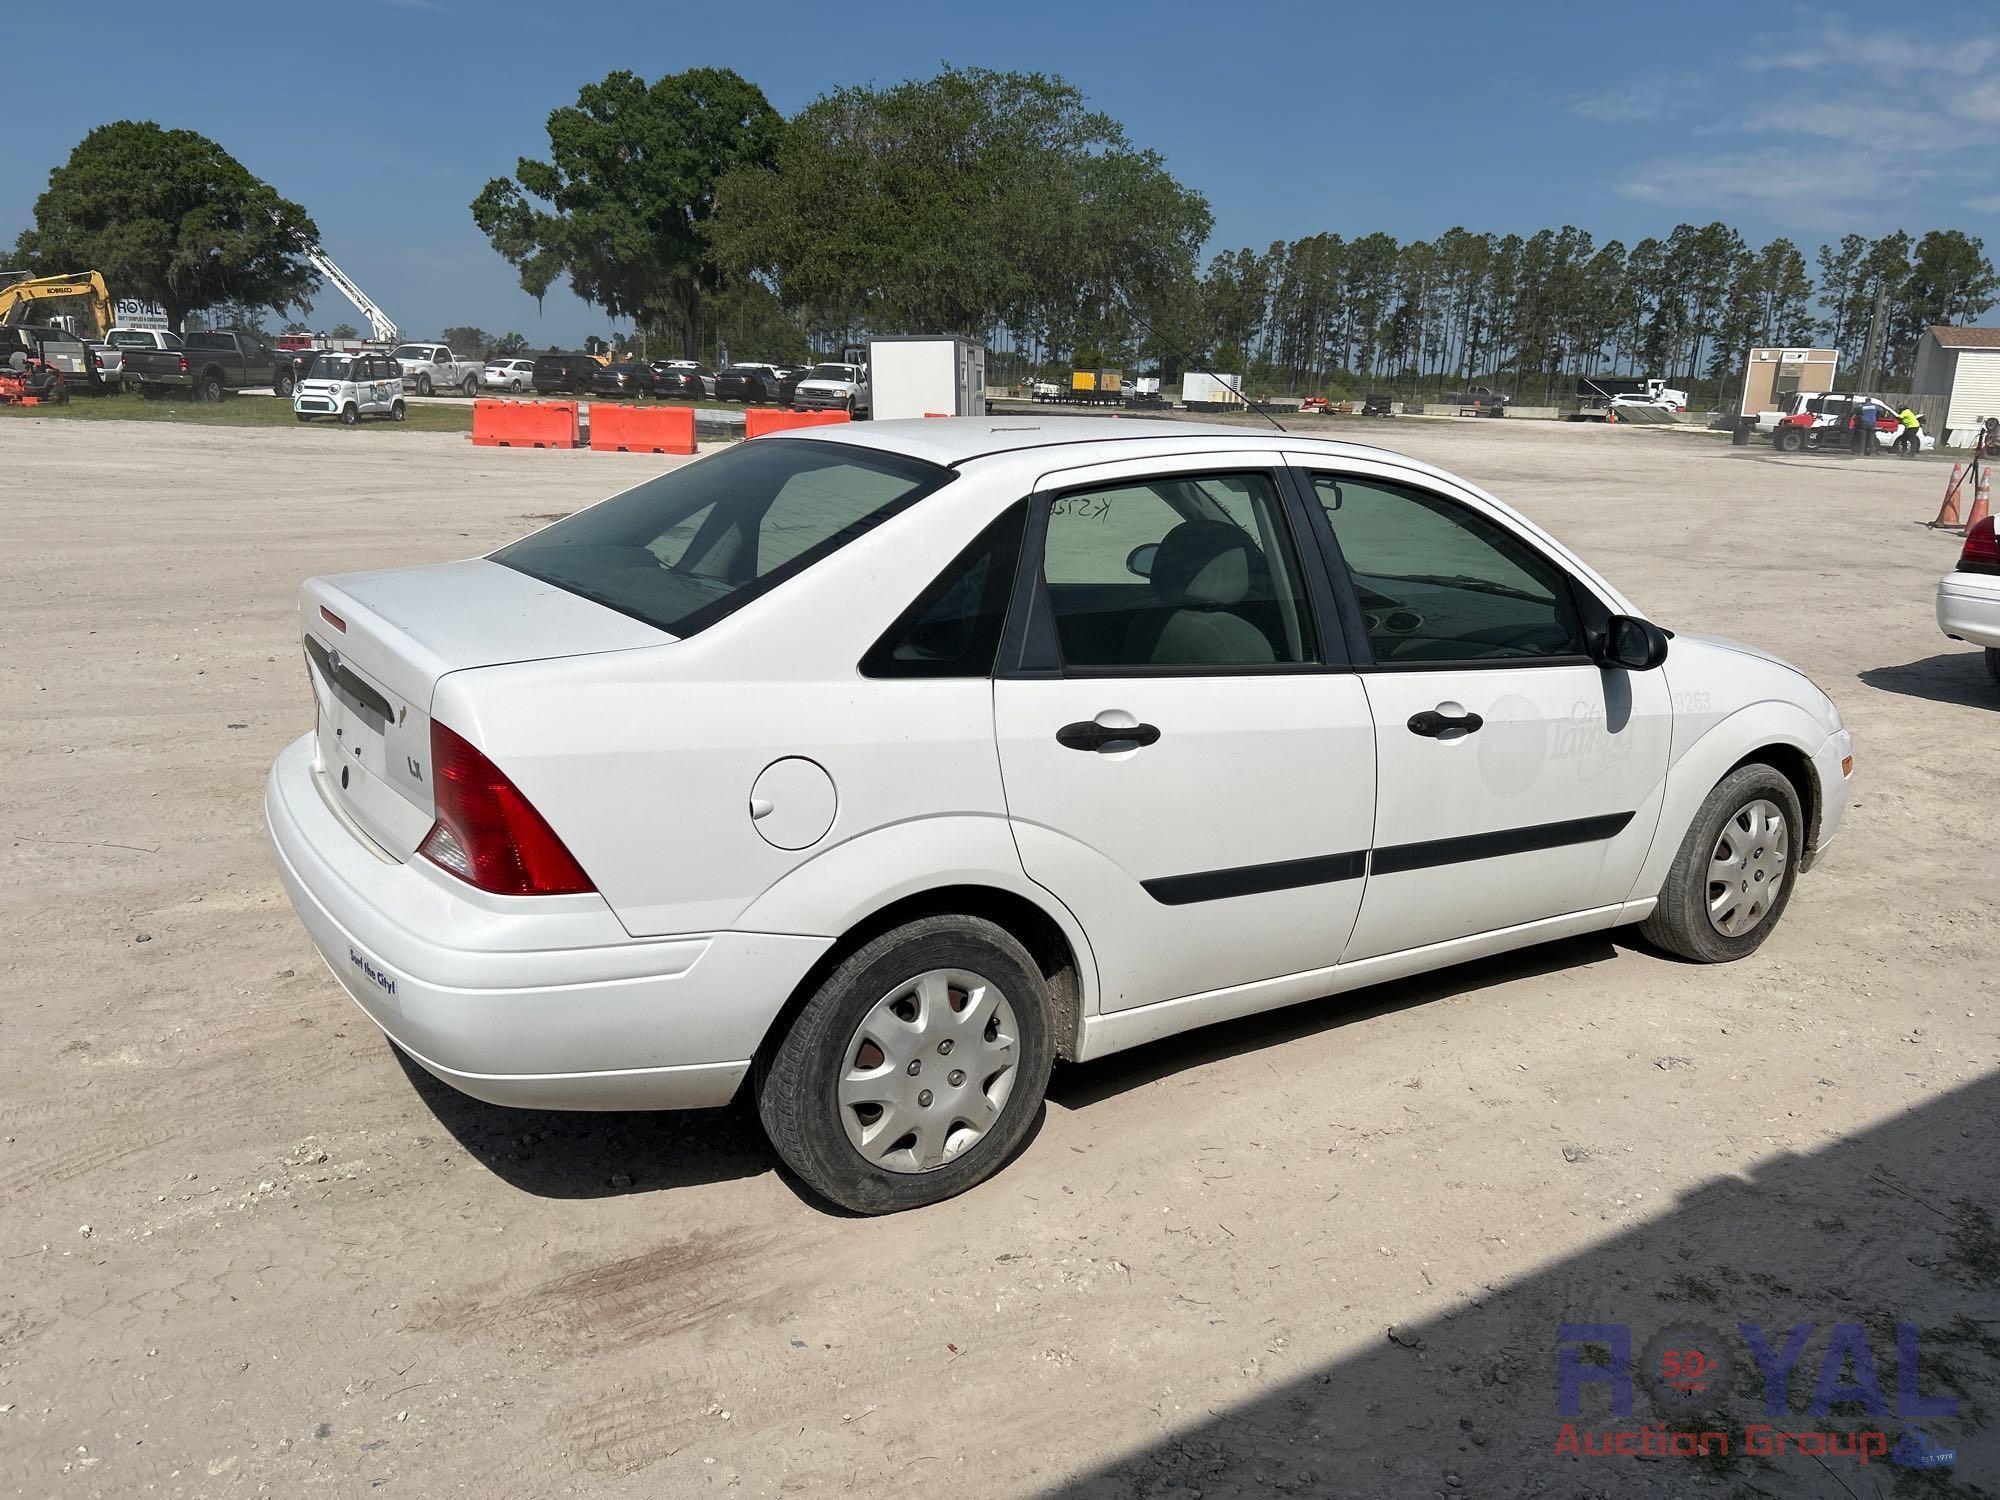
[{"xmin": 1895, "ymin": 405, "xmax": 1923, "ymax": 455}]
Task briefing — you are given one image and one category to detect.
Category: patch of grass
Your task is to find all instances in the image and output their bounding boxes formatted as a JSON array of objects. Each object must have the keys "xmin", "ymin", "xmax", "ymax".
[{"xmin": 0, "ymin": 389, "xmax": 472, "ymax": 431}]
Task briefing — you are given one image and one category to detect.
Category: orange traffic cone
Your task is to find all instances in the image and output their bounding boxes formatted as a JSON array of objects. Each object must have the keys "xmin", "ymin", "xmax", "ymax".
[
  {"xmin": 1933, "ymin": 463, "xmax": 1967, "ymax": 528},
  {"xmin": 1968, "ymin": 469, "xmax": 1992, "ymax": 531},
  {"xmin": 1604, "ymin": 409, "xmax": 1617, "ymax": 424}
]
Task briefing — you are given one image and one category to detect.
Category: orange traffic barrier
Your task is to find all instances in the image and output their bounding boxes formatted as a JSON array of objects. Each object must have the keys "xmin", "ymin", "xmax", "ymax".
[
  {"xmin": 589, "ymin": 402, "xmax": 695, "ymax": 455},
  {"xmin": 1932, "ymin": 462, "xmax": 1968, "ymax": 528},
  {"xmin": 1968, "ymin": 468, "xmax": 1992, "ymax": 531},
  {"xmin": 743, "ymin": 408, "xmax": 851, "ymax": 439},
  {"xmin": 473, "ymin": 399, "xmax": 579, "ymax": 449}
]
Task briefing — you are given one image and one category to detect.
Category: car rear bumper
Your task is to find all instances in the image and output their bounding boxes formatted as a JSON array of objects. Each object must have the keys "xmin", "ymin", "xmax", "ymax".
[
  {"xmin": 1938, "ymin": 572, "xmax": 2000, "ymax": 651},
  {"xmin": 265, "ymin": 734, "xmax": 830, "ymax": 1110}
]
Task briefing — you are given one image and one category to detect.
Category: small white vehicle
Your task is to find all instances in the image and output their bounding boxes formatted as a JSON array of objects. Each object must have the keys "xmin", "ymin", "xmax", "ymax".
[
  {"xmin": 292, "ymin": 349, "xmax": 407, "ymax": 425},
  {"xmin": 1936, "ymin": 513, "xmax": 2000, "ymax": 686},
  {"xmin": 481, "ymin": 358, "xmax": 535, "ymax": 394},
  {"xmin": 1609, "ymin": 391, "xmax": 1677, "ymax": 411},
  {"xmin": 391, "ymin": 343, "xmax": 481, "ymax": 397},
  {"xmin": 1029, "ymin": 379, "xmax": 1061, "ymax": 401},
  {"xmin": 269, "ymin": 419, "xmax": 1852, "ymax": 1213},
  {"xmin": 792, "ymin": 361, "xmax": 870, "ymax": 416}
]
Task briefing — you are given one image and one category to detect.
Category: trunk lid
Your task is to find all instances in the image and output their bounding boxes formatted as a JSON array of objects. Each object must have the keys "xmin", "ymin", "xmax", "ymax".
[{"xmin": 300, "ymin": 559, "xmax": 672, "ymax": 857}]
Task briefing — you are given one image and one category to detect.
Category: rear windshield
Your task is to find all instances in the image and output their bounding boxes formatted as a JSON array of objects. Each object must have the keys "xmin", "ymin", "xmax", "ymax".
[{"xmin": 493, "ymin": 439, "xmax": 952, "ymax": 637}]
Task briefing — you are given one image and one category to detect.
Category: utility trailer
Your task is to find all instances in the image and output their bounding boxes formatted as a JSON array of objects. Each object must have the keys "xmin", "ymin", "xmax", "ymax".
[{"xmin": 867, "ymin": 336, "xmax": 986, "ymax": 421}]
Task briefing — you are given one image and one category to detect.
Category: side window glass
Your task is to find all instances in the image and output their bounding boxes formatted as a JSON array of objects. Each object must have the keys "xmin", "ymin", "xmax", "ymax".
[
  {"xmin": 1040, "ymin": 471, "xmax": 1317, "ymax": 671},
  {"xmin": 1311, "ymin": 475, "xmax": 1584, "ymax": 664},
  {"xmin": 862, "ymin": 502, "xmax": 1026, "ymax": 678}
]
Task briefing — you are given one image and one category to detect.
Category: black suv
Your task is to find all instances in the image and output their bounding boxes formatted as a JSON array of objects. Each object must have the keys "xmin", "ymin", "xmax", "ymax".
[{"xmin": 531, "ymin": 353, "xmax": 596, "ymax": 396}]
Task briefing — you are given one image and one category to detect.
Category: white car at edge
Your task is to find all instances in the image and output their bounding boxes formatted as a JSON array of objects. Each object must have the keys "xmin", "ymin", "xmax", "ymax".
[
  {"xmin": 267, "ymin": 418, "xmax": 1853, "ymax": 1213},
  {"xmin": 1937, "ymin": 513, "xmax": 2000, "ymax": 685}
]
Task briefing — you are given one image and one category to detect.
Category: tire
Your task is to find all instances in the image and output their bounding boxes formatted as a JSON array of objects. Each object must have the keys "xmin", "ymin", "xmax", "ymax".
[
  {"xmin": 1639, "ymin": 763, "xmax": 1804, "ymax": 963},
  {"xmin": 198, "ymin": 373, "xmax": 224, "ymax": 403},
  {"xmin": 391, "ymin": 400, "xmax": 406, "ymax": 422},
  {"xmin": 1986, "ymin": 647, "xmax": 2000, "ymax": 686},
  {"xmin": 338, "ymin": 403, "xmax": 358, "ymax": 426},
  {"xmin": 275, "ymin": 370, "xmax": 295, "ymax": 399},
  {"xmin": 1772, "ymin": 427, "xmax": 1804, "ymax": 453},
  {"xmin": 462, "ymin": 375, "xmax": 478, "ymax": 397},
  {"xmin": 758, "ymin": 915, "xmax": 1055, "ymax": 1214},
  {"xmin": 416, "ymin": 374, "xmax": 432, "ymax": 397},
  {"xmin": 296, "ymin": 413, "xmax": 312, "ymax": 423},
  {"xmin": 843, "ymin": 394, "xmax": 855, "ymax": 416}
]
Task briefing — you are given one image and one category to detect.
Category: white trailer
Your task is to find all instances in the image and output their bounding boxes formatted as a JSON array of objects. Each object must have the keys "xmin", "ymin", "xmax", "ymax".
[
  {"xmin": 1181, "ymin": 371, "xmax": 1245, "ymax": 410},
  {"xmin": 867, "ymin": 336, "xmax": 986, "ymax": 422}
]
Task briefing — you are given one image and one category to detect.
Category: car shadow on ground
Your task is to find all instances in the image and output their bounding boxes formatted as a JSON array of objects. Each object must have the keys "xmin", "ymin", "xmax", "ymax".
[
  {"xmin": 1049, "ymin": 934, "xmax": 1621, "ymax": 1111},
  {"xmin": 395, "ymin": 936, "xmax": 1633, "ymax": 1204},
  {"xmin": 391, "ymin": 1046, "xmax": 772, "ymax": 1200},
  {"xmin": 1055, "ymin": 1070, "xmax": 2000, "ymax": 1498},
  {"xmin": 1857, "ymin": 652, "xmax": 1997, "ymax": 711}
]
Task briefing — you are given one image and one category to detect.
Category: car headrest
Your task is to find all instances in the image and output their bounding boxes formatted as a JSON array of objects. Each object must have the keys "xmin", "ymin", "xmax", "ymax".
[{"xmin": 1152, "ymin": 519, "xmax": 1261, "ymax": 606}]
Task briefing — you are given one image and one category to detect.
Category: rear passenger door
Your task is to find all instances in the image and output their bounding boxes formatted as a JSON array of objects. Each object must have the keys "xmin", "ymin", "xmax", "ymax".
[{"xmin": 993, "ymin": 457, "xmax": 1378, "ymax": 1014}]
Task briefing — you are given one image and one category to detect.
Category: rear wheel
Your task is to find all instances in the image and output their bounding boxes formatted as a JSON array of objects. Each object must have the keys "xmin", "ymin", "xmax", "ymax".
[
  {"xmin": 198, "ymin": 373, "xmax": 224, "ymax": 403},
  {"xmin": 461, "ymin": 375, "xmax": 478, "ymax": 397},
  {"xmin": 1640, "ymin": 764, "xmax": 1803, "ymax": 963},
  {"xmin": 758, "ymin": 915, "xmax": 1054, "ymax": 1214},
  {"xmin": 1985, "ymin": 647, "xmax": 2000, "ymax": 686},
  {"xmin": 391, "ymin": 400, "xmax": 406, "ymax": 422}
]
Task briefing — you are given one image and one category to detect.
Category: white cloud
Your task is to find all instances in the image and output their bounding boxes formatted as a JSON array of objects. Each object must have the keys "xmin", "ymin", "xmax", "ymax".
[
  {"xmin": 1617, "ymin": 149, "xmax": 1936, "ymax": 224},
  {"xmin": 1595, "ymin": 21, "xmax": 2000, "ymax": 224}
]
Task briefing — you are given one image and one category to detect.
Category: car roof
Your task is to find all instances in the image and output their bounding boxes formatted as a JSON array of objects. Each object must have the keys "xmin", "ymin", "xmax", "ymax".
[{"xmin": 773, "ymin": 414, "xmax": 1409, "ymax": 469}]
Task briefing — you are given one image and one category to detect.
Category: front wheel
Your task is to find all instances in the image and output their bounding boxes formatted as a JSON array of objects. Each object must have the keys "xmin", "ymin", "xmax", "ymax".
[
  {"xmin": 415, "ymin": 374, "xmax": 432, "ymax": 397},
  {"xmin": 757, "ymin": 915, "xmax": 1055, "ymax": 1214},
  {"xmin": 1639, "ymin": 764, "xmax": 1804, "ymax": 963},
  {"xmin": 296, "ymin": 412, "xmax": 313, "ymax": 423},
  {"xmin": 338, "ymin": 403, "xmax": 359, "ymax": 426},
  {"xmin": 1772, "ymin": 427, "xmax": 1804, "ymax": 453},
  {"xmin": 1986, "ymin": 647, "xmax": 2000, "ymax": 686}
]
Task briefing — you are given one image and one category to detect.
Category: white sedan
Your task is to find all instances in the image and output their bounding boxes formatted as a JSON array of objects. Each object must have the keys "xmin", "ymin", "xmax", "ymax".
[
  {"xmin": 481, "ymin": 358, "xmax": 535, "ymax": 394},
  {"xmin": 267, "ymin": 419, "xmax": 1853, "ymax": 1212},
  {"xmin": 1937, "ymin": 513, "xmax": 2000, "ymax": 686}
]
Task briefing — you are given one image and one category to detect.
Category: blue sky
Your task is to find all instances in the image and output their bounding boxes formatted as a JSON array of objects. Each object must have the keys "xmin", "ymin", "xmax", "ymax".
[{"xmin": 8, "ymin": 2, "xmax": 1998, "ymax": 345}]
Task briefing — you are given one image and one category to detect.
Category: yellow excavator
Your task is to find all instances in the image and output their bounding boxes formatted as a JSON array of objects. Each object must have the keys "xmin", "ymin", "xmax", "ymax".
[{"xmin": 0, "ymin": 271, "xmax": 115, "ymax": 336}]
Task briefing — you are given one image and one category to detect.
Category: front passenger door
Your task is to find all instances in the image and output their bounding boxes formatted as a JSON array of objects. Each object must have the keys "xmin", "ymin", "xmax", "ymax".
[{"xmin": 1296, "ymin": 462, "xmax": 1672, "ymax": 961}]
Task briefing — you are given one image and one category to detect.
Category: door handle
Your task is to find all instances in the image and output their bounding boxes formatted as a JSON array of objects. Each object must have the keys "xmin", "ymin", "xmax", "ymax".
[
  {"xmin": 1407, "ymin": 708, "xmax": 1484, "ymax": 737},
  {"xmin": 1057, "ymin": 719, "xmax": 1162, "ymax": 752}
]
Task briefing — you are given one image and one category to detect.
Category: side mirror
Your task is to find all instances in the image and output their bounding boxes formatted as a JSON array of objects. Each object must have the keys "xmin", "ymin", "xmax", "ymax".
[
  {"xmin": 1600, "ymin": 613, "xmax": 1669, "ymax": 671},
  {"xmin": 1126, "ymin": 543, "xmax": 1158, "ymax": 579}
]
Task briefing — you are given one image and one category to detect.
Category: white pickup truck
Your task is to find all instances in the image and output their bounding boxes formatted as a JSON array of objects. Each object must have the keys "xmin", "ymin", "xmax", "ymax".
[{"xmin": 390, "ymin": 343, "xmax": 482, "ymax": 397}]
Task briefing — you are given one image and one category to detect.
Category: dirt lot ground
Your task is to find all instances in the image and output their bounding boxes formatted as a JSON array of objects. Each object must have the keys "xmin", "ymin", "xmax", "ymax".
[{"xmin": 3, "ymin": 415, "xmax": 1996, "ymax": 1498}]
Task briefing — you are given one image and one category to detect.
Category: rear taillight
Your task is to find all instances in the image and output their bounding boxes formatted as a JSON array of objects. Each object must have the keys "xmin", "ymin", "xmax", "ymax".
[
  {"xmin": 177, "ymin": 354, "xmax": 188, "ymax": 374},
  {"xmin": 418, "ymin": 722, "xmax": 595, "ymax": 896},
  {"xmin": 1960, "ymin": 515, "xmax": 2000, "ymax": 574},
  {"xmin": 92, "ymin": 352, "xmax": 104, "ymax": 370}
]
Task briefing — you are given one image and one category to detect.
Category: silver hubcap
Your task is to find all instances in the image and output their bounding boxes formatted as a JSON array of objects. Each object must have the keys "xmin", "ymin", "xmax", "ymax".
[
  {"xmin": 1707, "ymin": 798, "xmax": 1788, "ymax": 938},
  {"xmin": 838, "ymin": 969, "xmax": 1019, "ymax": 1174}
]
